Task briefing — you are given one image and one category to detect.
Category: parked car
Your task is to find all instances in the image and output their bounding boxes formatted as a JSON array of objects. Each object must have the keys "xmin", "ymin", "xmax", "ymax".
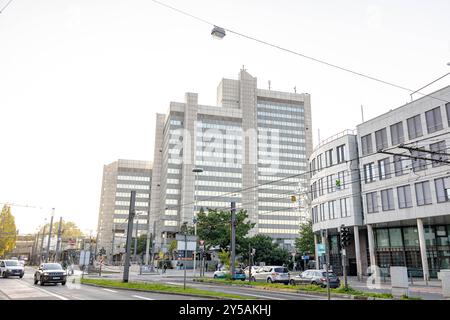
[
  {"xmin": 289, "ymin": 269, "xmax": 340, "ymax": 288},
  {"xmin": 18, "ymin": 260, "xmax": 26, "ymax": 266},
  {"xmin": 0, "ymin": 259, "xmax": 25, "ymax": 278},
  {"xmin": 250, "ymin": 266, "xmax": 290, "ymax": 284},
  {"xmin": 243, "ymin": 266, "xmax": 260, "ymax": 278},
  {"xmin": 213, "ymin": 267, "xmax": 246, "ymax": 281},
  {"xmin": 34, "ymin": 263, "xmax": 67, "ymax": 286}
]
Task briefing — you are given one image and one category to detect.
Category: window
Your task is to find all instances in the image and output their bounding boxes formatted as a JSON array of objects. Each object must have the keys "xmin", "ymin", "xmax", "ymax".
[
  {"xmin": 326, "ymin": 174, "xmax": 334, "ymax": 193},
  {"xmin": 403, "ymin": 227, "xmax": 419, "ymax": 246},
  {"xmin": 325, "ymin": 149, "xmax": 333, "ymax": 167},
  {"xmin": 361, "ymin": 134, "xmax": 373, "ymax": 156},
  {"xmin": 378, "ymin": 158, "xmax": 391, "ymax": 180},
  {"xmin": 317, "ymin": 154, "xmax": 323, "ymax": 171},
  {"xmin": 397, "ymin": 185, "xmax": 412, "ymax": 208},
  {"xmin": 446, "ymin": 103, "xmax": 450, "ymax": 127},
  {"xmin": 415, "ymin": 181, "xmax": 432, "ymax": 206},
  {"xmin": 364, "ymin": 163, "xmax": 375, "ymax": 183},
  {"xmin": 375, "ymin": 229, "xmax": 390, "ymax": 248},
  {"xmin": 430, "ymin": 141, "xmax": 447, "ymax": 167},
  {"xmin": 318, "ymin": 178, "xmax": 324, "ymax": 196},
  {"xmin": 435, "ymin": 177, "xmax": 450, "ymax": 203},
  {"xmin": 311, "ymin": 181, "xmax": 317, "ymax": 200},
  {"xmin": 411, "ymin": 148, "xmax": 427, "ymax": 172},
  {"xmin": 407, "ymin": 115, "xmax": 423, "ymax": 139},
  {"xmin": 425, "ymin": 107, "xmax": 443, "ymax": 133},
  {"xmin": 390, "ymin": 122, "xmax": 404, "ymax": 145},
  {"xmin": 394, "ymin": 155, "xmax": 406, "ymax": 176},
  {"xmin": 340, "ymin": 198, "xmax": 350, "ymax": 217},
  {"xmin": 311, "ymin": 158, "xmax": 316, "ymax": 175},
  {"xmin": 366, "ymin": 192, "xmax": 378, "ymax": 213},
  {"xmin": 375, "ymin": 128, "xmax": 388, "ymax": 151},
  {"xmin": 320, "ymin": 203, "xmax": 326, "ymax": 221},
  {"xmin": 328, "ymin": 200, "xmax": 337, "ymax": 219},
  {"xmin": 381, "ymin": 189, "xmax": 395, "ymax": 211},
  {"xmin": 336, "ymin": 145, "xmax": 345, "ymax": 163}
]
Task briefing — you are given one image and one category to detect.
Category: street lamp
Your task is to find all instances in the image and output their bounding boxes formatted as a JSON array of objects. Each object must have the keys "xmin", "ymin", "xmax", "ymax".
[
  {"xmin": 192, "ymin": 167, "xmax": 203, "ymax": 277},
  {"xmin": 410, "ymin": 63, "xmax": 450, "ymax": 101},
  {"xmin": 211, "ymin": 26, "xmax": 226, "ymax": 39}
]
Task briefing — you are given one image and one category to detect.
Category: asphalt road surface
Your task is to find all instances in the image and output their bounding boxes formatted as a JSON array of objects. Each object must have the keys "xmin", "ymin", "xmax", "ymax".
[{"xmin": 0, "ymin": 267, "xmax": 207, "ymax": 300}]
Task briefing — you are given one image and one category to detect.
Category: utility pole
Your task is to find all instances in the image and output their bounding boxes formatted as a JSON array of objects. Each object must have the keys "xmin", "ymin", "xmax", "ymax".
[
  {"xmin": 322, "ymin": 229, "xmax": 331, "ymax": 300},
  {"xmin": 134, "ymin": 215, "xmax": 139, "ymax": 263},
  {"xmin": 39, "ymin": 225, "xmax": 46, "ymax": 264},
  {"xmin": 111, "ymin": 226, "xmax": 116, "ymax": 265},
  {"xmin": 340, "ymin": 225, "xmax": 350, "ymax": 290},
  {"xmin": 46, "ymin": 208, "xmax": 55, "ymax": 262},
  {"xmin": 230, "ymin": 202, "xmax": 236, "ymax": 280},
  {"xmin": 145, "ymin": 210, "xmax": 151, "ymax": 266},
  {"xmin": 183, "ymin": 229, "xmax": 187, "ymax": 290},
  {"xmin": 123, "ymin": 191, "xmax": 136, "ymax": 283},
  {"xmin": 55, "ymin": 216, "xmax": 63, "ymax": 262}
]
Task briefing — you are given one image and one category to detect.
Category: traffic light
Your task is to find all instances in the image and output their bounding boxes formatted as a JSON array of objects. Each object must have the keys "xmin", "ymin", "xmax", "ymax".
[{"xmin": 340, "ymin": 227, "xmax": 351, "ymax": 248}]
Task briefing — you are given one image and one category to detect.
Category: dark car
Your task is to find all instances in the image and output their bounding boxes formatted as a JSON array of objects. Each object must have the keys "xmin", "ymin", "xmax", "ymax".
[
  {"xmin": 34, "ymin": 263, "xmax": 67, "ymax": 286},
  {"xmin": 289, "ymin": 269, "xmax": 340, "ymax": 288}
]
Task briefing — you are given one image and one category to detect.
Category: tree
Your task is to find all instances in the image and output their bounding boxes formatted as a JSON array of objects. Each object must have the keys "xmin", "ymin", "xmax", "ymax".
[
  {"xmin": 131, "ymin": 234, "xmax": 148, "ymax": 256},
  {"xmin": 0, "ymin": 205, "xmax": 17, "ymax": 258},
  {"xmin": 39, "ymin": 220, "xmax": 84, "ymax": 240},
  {"xmin": 218, "ymin": 249, "xmax": 230, "ymax": 269},
  {"xmin": 295, "ymin": 220, "xmax": 315, "ymax": 256},
  {"xmin": 195, "ymin": 208, "xmax": 255, "ymax": 255},
  {"xmin": 241, "ymin": 234, "xmax": 290, "ymax": 266}
]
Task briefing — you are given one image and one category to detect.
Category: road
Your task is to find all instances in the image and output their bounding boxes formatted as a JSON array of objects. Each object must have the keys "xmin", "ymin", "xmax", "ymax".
[{"xmin": 0, "ymin": 267, "xmax": 207, "ymax": 300}]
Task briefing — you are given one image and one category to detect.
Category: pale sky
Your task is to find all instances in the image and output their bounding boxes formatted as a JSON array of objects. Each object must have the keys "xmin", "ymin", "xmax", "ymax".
[{"xmin": 1, "ymin": 0, "xmax": 449, "ymax": 235}]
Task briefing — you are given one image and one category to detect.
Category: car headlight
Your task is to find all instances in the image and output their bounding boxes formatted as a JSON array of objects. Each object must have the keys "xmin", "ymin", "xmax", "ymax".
[{"xmin": 43, "ymin": 272, "xmax": 49, "ymax": 276}]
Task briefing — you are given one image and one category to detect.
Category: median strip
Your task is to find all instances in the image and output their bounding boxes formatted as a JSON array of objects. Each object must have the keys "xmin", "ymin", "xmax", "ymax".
[
  {"xmin": 81, "ymin": 278, "xmax": 253, "ymax": 300},
  {"xmin": 194, "ymin": 278, "xmax": 418, "ymax": 300}
]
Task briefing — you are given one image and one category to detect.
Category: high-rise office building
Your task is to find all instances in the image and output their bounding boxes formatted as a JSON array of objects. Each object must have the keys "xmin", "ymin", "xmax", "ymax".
[
  {"xmin": 150, "ymin": 69, "xmax": 313, "ymax": 252},
  {"xmin": 96, "ymin": 159, "xmax": 152, "ymax": 263}
]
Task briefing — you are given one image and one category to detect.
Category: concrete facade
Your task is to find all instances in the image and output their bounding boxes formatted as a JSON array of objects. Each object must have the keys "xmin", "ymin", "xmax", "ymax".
[
  {"xmin": 310, "ymin": 85, "xmax": 450, "ymax": 279},
  {"xmin": 96, "ymin": 159, "xmax": 152, "ymax": 262},
  {"xmin": 150, "ymin": 69, "xmax": 313, "ymax": 252}
]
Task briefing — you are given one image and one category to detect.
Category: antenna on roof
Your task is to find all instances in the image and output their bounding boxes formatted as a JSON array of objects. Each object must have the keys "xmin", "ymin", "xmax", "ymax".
[
  {"xmin": 361, "ymin": 105, "xmax": 365, "ymax": 122},
  {"xmin": 294, "ymin": 86, "xmax": 297, "ymax": 93},
  {"xmin": 241, "ymin": 65, "xmax": 246, "ymax": 71},
  {"xmin": 268, "ymin": 80, "xmax": 271, "ymax": 90}
]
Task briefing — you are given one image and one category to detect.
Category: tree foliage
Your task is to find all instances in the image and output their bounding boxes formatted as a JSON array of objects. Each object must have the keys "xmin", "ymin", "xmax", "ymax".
[
  {"xmin": 0, "ymin": 205, "xmax": 17, "ymax": 258},
  {"xmin": 131, "ymin": 234, "xmax": 148, "ymax": 256},
  {"xmin": 195, "ymin": 208, "xmax": 255, "ymax": 255},
  {"xmin": 218, "ymin": 249, "xmax": 230, "ymax": 269},
  {"xmin": 241, "ymin": 234, "xmax": 290, "ymax": 266},
  {"xmin": 295, "ymin": 220, "xmax": 315, "ymax": 256},
  {"xmin": 39, "ymin": 220, "xmax": 83, "ymax": 240}
]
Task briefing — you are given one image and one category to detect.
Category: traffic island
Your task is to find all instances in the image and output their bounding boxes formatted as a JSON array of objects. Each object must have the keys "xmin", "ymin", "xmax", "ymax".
[{"xmin": 80, "ymin": 278, "xmax": 252, "ymax": 300}]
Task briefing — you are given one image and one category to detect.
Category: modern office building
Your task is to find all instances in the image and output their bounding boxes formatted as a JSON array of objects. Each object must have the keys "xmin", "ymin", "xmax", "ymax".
[
  {"xmin": 310, "ymin": 85, "xmax": 450, "ymax": 280},
  {"xmin": 96, "ymin": 159, "xmax": 152, "ymax": 263},
  {"xmin": 150, "ymin": 68, "xmax": 313, "ymax": 252},
  {"xmin": 309, "ymin": 130, "xmax": 366, "ymax": 278}
]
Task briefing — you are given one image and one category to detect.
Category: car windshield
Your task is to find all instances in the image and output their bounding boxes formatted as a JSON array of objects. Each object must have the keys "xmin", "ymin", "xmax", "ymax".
[
  {"xmin": 43, "ymin": 263, "xmax": 63, "ymax": 270},
  {"xmin": 322, "ymin": 272, "xmax": 337, "ymax": 277},
  {"xmin": 5, "ymin": 260, "xmax": 20, "ymax": 266},
  {"xmin": 274, "ymin": 267, "xmax": 288, "ymax": 273}
]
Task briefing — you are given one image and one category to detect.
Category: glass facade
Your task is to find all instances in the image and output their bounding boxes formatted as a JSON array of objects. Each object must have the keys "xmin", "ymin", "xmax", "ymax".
[
  {"xmin": 370, "ymin": 224, "xmax": 450, "ymax": 278},
  {"xmin": 256, "ymin": 99, "xmax": 307, "ymax": 240}
]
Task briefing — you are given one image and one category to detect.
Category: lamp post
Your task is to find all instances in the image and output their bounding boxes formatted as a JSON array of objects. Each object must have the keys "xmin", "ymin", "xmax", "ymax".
[
  {"xmin": 410, "ymin": 63, "xmax": 450, "ymax": 101},
  {"xmin": 45, "ymin": 208, "xmax": 55, "ymax": 263},
  {"xmin": 192, "ymin": 167, "xmax": 203, "ymax": 278}
]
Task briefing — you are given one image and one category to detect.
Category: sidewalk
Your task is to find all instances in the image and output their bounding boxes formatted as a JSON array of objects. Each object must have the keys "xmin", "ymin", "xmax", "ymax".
[{"xmin": 346, "ymin": 276, "xmax": 443, "ymax": 300}]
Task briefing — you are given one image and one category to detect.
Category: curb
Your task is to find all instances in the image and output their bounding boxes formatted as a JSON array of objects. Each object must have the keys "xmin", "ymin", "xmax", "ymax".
[{"xmin": 80, "ymin": 282, "xmax": 242, "ymax": 300}]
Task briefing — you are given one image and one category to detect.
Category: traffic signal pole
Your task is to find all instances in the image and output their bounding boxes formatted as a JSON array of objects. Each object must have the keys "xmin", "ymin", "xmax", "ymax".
[
  {"xmin": 123, "ymin": 191, "xmax": 136, "ymax": 283},
  {"xmin": 230, "ymin": 202, "xmax": 236, "ymax": 280}
]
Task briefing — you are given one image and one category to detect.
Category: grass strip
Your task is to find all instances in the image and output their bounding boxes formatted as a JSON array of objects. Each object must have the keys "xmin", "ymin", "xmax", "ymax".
[
  {"xmin": 196, "ymin": 278, "xmax": 400, "ymax": 299},
  {"xmin": 81, "ymin": 278, "xmax": 251, "ymax": 300}
]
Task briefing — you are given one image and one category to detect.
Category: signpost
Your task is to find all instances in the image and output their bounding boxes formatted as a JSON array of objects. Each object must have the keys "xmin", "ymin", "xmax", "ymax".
[{"xmin": 176, "ymin": 233, "xmax": 197, "ymax": 290}]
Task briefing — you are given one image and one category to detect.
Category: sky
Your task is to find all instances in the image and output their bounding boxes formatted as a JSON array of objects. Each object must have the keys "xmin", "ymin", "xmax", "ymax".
[{"xmin": 0, "ymin": 0, "xmax": 449, "ymax": 235}]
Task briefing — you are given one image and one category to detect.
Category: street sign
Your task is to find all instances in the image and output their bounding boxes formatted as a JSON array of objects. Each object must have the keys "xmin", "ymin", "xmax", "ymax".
[
  {"xmin": 177, "ymin": 241, "xmax": 196, "ymax": 251},
  {"xmin": 176, "ymin": 234, "xmax": 197, "ymax": 242},
  {"xmin": 317, "ymin": 244, "xmax": 325, "ymax": 256}
]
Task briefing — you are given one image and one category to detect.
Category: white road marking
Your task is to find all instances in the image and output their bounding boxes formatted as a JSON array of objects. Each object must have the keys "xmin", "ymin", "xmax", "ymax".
[
  {"xmin": 20, "ymin": 281, "xmax": 69, "ymax": 300},
  {"xmin": 132, "ymin": 295, "xmax": 155, "ymax": 300},
  {"xmin": 102, "ymin": 288, "xmax": 118, "ymax": 293},
  {"xmin": 232, "ymin": 292, "xmax": 284, "ymax": 300}
]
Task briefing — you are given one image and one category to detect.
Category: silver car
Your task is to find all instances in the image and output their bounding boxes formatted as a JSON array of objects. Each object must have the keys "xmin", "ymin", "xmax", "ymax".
[
  {"xmin": 0, "ymin": 259, "xmax": 25, "ymax": 278},
  {"xmin": 250, "ymin": 266, "xmax": 290, "ymax": 284},
  {"xmin": 289, "ymin": 269, "xmax": 340, "ymax": 288}
]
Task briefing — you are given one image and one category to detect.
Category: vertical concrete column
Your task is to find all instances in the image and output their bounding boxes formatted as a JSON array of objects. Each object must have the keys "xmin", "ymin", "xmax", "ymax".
[
  {"xmin": 314, "ymin": 233, "xmax": 319, "ymax": 269},
  {"xmin": 367, "ymin": 224, "xmax": 376, "ymax": 272},
  {"xmin": 417, "ymin": 218, "xmax": 429, "ymax": 284},
  {"xmin": 353, "ymin": 226, "xmax": 362, "ymax": 281}
]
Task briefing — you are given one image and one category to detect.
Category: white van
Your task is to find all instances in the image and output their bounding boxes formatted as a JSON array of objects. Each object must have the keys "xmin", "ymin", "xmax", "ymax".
[{"xmin": 0, "ymin": 259, "xmax": 25, "ymax": 278}]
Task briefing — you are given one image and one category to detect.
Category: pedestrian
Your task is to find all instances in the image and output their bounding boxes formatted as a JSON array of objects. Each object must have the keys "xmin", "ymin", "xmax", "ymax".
[
  {"xmin": 163, "ymin": 262, "xmax": 167, "ymax": 274},
  {"xmin": 205, "ymin": 262, "xmax": 208, "ymax": 272}
]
